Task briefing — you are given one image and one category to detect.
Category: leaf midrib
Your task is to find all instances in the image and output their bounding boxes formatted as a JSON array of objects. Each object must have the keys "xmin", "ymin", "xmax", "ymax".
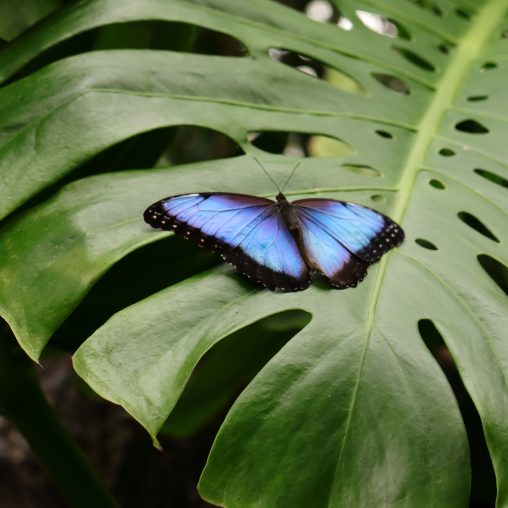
[
  {"xmin": 330, "ymin": 0, "xmax": 507, "ymax": 501},
  {"xmin": 395, "ymin": 0, "xmax": 507, "ymax": 222}
]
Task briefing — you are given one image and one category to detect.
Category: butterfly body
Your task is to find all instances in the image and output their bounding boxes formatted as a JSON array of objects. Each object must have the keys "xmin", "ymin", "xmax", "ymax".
[{"xmin": 144, "ymin": 191, "xmax": 404, "ymax": 292}]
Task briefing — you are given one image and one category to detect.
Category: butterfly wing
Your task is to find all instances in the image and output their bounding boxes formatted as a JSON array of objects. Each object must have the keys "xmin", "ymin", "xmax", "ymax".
[
  {"xmin": 291, "ymin": 198, "xmax": 404, "ymax": 288},
  {"xmin": 144, "ymin": 193, "xmax": 310, "ymax": 291}
]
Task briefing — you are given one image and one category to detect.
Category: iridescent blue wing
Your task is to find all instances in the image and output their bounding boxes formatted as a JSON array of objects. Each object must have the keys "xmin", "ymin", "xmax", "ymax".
[
  {"xmin": 144, "ymin": 193, "xmax": 310, "ymax": 291},
  {"xmin": 291, "ymin": 198, "xmax": 404, "ymax": 288}
]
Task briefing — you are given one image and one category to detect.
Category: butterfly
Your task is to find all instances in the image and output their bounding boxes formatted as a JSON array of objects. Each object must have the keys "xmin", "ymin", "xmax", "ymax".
[{"xmin": 144, "ymin": 163, "xmax": 404, "ymax": 292}]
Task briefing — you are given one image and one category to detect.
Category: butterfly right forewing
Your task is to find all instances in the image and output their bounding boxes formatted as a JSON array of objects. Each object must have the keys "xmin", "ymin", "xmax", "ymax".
[{"xmin": 291, "ymin": 198, "xmax": 404, "ymax": 288}]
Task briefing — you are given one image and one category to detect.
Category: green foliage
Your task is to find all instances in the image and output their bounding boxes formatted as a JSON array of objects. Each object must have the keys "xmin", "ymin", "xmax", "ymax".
[
  {"xmin": 0, "ymin": 0, "xmax": 59, "ymax": 41},
  {"xmin": 0, "ymin": 0, "xmax": 507, "ymax": 506}
]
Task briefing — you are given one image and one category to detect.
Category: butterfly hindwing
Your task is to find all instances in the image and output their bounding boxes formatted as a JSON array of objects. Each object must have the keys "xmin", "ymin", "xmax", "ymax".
[
  {"xmin": 144, "ymin": 193, "xmax": 310, "ymax": 291},
  {"xmin": 292, "ymin": 209, "xmax": 369, "ymax": 288},
  {"xmin": 291, "ymin": 198, "xmax": 404, "ymax": 288}
]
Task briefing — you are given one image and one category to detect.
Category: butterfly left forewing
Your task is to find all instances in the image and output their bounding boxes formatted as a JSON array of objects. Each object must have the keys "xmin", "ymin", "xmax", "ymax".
[
  {"xmin": 144, "ymin": 193, "xmax": 273, "ymax": 252},
  {"xmin": 144, "ymin": 192, "xmax": 310, "ymax": 291}
]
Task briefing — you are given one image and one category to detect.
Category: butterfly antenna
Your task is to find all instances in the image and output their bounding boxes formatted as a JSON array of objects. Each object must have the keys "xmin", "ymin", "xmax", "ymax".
[
  {"xmin": 253, "ymin": 157, "xmax": 281, "ymax": 193},
  {"xmin": 281, "ymin": 161, "xmax": 301, "ymax": 193}
]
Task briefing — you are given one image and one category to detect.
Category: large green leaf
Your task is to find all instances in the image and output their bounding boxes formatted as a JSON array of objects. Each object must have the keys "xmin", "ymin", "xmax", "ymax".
[
  {"xmin": 0, "ymin": 0, "xmax": 59, "ymax": 41},
  {"xmin": 1, "ymin": 0, "xmax": 507, "ymax": 506}
]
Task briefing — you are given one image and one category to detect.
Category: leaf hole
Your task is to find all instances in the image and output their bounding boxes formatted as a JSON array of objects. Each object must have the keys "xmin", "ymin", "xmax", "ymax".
[
  {"xmin": 336, "ymin": 16, "xmax": 355, "ymax": 31},
  {"xmin": 52, "ymin": 235, "xmax": 220, "ymax": 347},
  {"xmin": 370, "ymin": 194, "xmax": 385, "ymax": 203},
  {"xmin": 417, "ymin": 318, "xmax": 497, "ymax": 504},
  {"xmin": 164, "ymin": 309, "xmax": 312, "ymax": 436},
  {"xmin": 307, "ymin": 135, "xmax": 356, "ymax": 158},
  {"xmin": 341, "ymin": 164, "xmax": 382, "ymax": 177},
  {"xmin": 249, "ymin": 131, "xmax": 354, "ymax": 158},
  {"xmin": 458, "ymin": 212, "xmax": 499, "ymax": 243},
  {"xmin": 455, "ymin": 8, "xmax": 473, "ymax": 20},
  {"xmin": 95, "ymin": 22, "xmax": 249, "ymax": 55},
  {"xmin": 305, "ymin": 0, "xmax": 335, "ymax": 23},
  {"xmin": 304, "ymin": 0, "xmax": 353, "ymax": 30},
  {"xmin": 371, "ymin": 73, "xmax": 410, "ymax": 95},
  {"xmin": 438, "ymin": 148, "xmax": 455, "ymax": 156},
  {"xmin": 474, "ymin": 168, "xmax": 508, "ymax": 188},
  {"xmin": 467, "ymin": 95, "xmax": 488, "ymax": 102},
  {"xmin": 418, "ymin": 319, "xmax": 446, "ymax": 357},
  {"xmin": 455, "ymin": 119, "xmax": 489, "ymax": 134},
  {"xmin": 481, "ymin": 61, "xmax": 498, "ymax": 71},
  {"xmin": 268, "ymin": 48, "xmax": 366, "ymax": 95},
  {"xmin": 407, "ymin": 1, "xmax": 444, "ymax": 17},
  {"xmin": 417, "ymin": 320, "xmax": 452, "ymax": 394},
  {"xmin": 375, "ymin": 130, "xmax": 393, "ymax": 139},
  {"xmin": 392, "ymin": 46, "xmax": 435, "ymax": 72},
  {"xmin": 69, "ymin": 126, "xmax": 244, "ymax": 180},
  {"xmin": 415, "ymin": 238, "xmax": 438, "ymax": 250},
  {"xmin": 429, "ymin": 179, "xmax": 445, "ymax": 189},
  {"xmin": 417, "ymin": 320, "xmax": 464, "ymax": 408},
  {"xmin": 161, "ymin": 126, "xmax": 244, "ymax": 165},
  {"xmin": 9, "ymin": 21, "xmax": 248, "ymax": 82},
  {"xmin": 477, "ymin": 255, "xmax": 508, "ymax": 295},
  {"xmin": 355, "ymin": 10, "xmax": 410, "ymax": 39},
  {"xmin": 437, "ymin": 43, "xmax": 451, "ymax": 54}
]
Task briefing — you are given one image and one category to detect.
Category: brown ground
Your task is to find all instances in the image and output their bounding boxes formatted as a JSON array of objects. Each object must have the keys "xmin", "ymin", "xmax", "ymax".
[{"xmin": 0, "ymin": 355, "xmax": 215, "ymax": 508}]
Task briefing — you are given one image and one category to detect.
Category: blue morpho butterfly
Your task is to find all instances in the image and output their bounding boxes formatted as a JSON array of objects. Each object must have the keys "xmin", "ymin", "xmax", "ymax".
[{"xmin": 143, "ymin": 159, "xmax": 404, "ymax": 292}]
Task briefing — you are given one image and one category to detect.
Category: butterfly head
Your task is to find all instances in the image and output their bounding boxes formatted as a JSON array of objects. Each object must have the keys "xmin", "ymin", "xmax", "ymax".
[{"xmin": 276, "ymin": 192, "xmax": 288, "ymax": 203}]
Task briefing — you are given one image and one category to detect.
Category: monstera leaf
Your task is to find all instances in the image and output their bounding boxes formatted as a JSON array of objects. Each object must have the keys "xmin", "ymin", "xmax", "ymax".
[{"xmin": 0, "ymin": 0, "xmax": 507, "ymax": 506}]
